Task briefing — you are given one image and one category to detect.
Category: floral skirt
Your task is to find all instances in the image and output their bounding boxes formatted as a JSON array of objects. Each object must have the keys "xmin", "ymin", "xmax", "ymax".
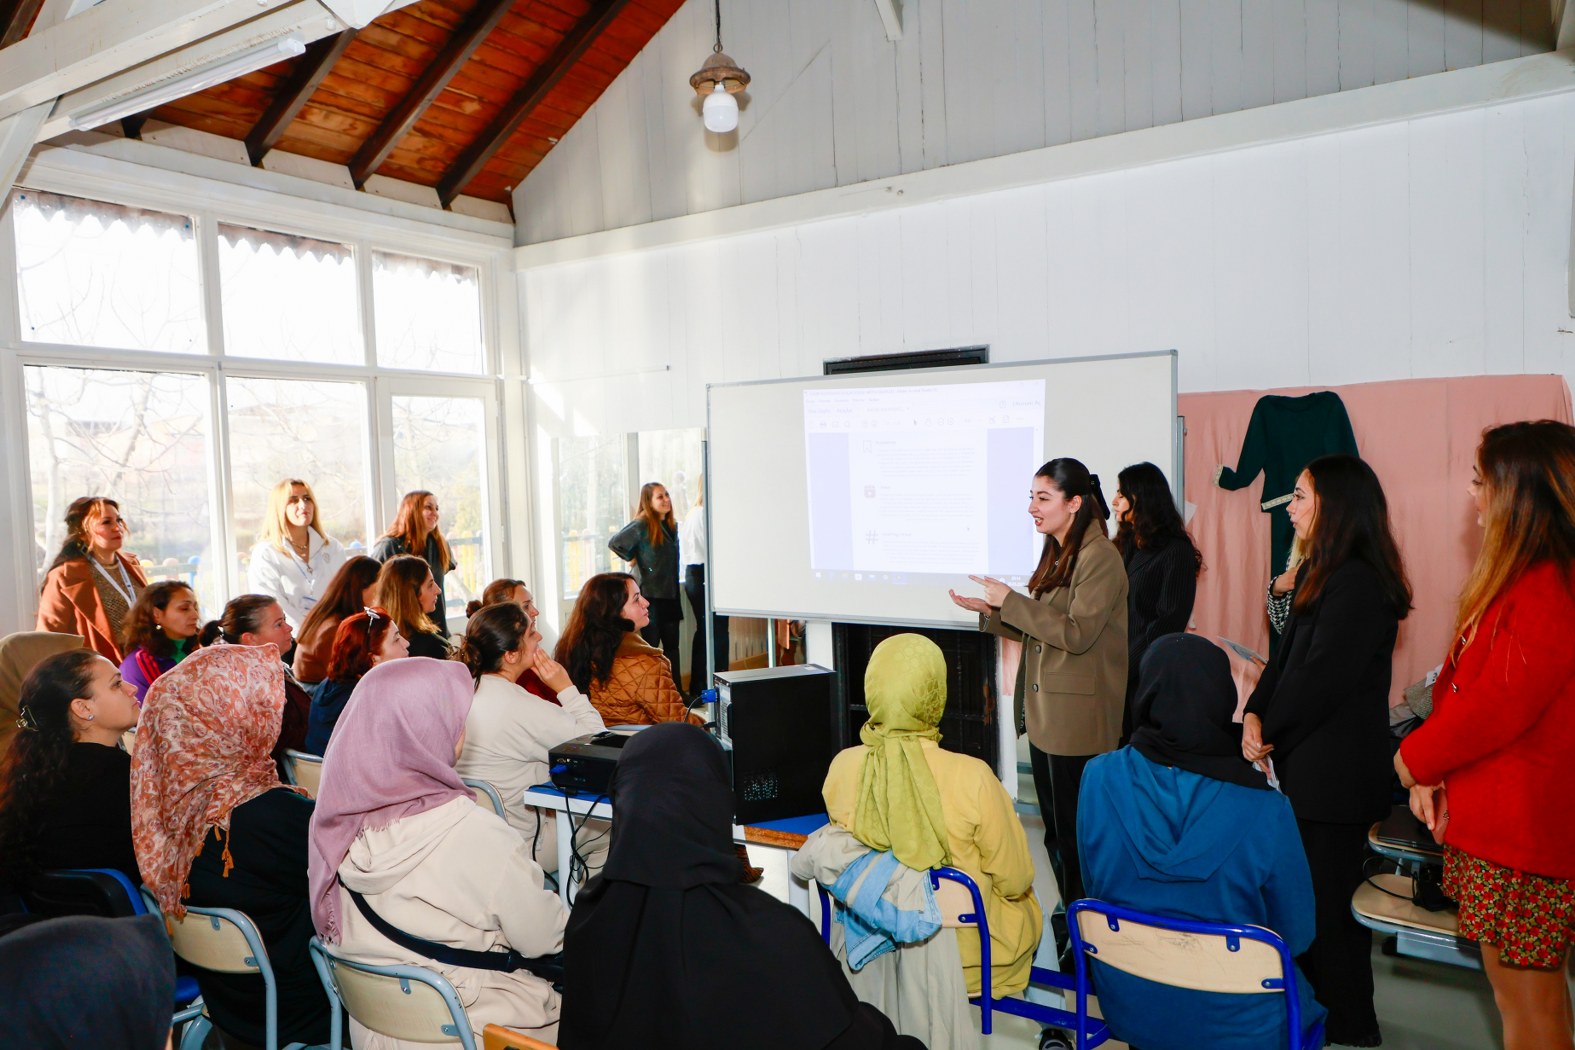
[{"xmin": 1443, "ymin": 846, "xmax": 1575, "ymax": 969}]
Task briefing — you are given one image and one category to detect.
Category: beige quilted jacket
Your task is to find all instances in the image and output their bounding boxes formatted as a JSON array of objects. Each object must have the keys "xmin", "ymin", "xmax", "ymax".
[{"xmin": 588, "ymin": 633, "xmax": 704, "ymax": 727}]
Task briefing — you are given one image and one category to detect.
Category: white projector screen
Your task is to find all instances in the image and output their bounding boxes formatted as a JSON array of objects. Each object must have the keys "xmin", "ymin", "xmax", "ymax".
[{"xmin": 707, "ymin": 351, "xmax": 1177, "ymax": 628}]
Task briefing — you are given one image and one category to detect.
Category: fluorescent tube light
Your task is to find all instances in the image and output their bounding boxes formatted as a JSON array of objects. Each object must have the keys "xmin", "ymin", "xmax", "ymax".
[{"xmin": 68, "ymin": 35, "xmax": 307, "ymax": 132}]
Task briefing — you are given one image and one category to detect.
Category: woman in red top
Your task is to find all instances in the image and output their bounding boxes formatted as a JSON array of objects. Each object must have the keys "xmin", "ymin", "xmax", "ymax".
[{"xmin": 1396, "ymin": 420, "xmax": 1575, "ymax": 1050}]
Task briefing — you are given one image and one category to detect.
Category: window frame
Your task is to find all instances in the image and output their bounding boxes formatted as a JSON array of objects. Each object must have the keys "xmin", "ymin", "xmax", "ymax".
[{"xmin": 0, "ymin": 174, "xmax": 519, "ymax": 631}]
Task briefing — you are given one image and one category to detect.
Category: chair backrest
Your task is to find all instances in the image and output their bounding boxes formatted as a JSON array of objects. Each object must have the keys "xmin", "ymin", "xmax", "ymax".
[
  {"xmin": 285, "ymin": 749, "xmax": 324, "ymax": 797},
  {"xmin": 1070, "ymin": 900, "xmax": 1291, "ymax": 995},
  {"xmin": 26, "ymin": 868, "xmax": 145, "ymax": 919},
  {"xmin": 462, "ymin": 777, "xmax": 507, "ymax": 818},
  {"xmin": 310, "ymin": 938, "xmax": 474, "ymax": 1048},
  {"xmin": 482, "ymin": 1024, "xmax": 558, "ymax": 1050},
  {"xmin": 159, "ymin": 900, "xmax": 266, "ymax": 975}
]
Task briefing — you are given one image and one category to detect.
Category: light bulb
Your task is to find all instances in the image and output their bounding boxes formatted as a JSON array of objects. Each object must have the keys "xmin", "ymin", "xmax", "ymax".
[{"xmin": 703, "ymin": 82, "xmax": 739, "ymax": 133}]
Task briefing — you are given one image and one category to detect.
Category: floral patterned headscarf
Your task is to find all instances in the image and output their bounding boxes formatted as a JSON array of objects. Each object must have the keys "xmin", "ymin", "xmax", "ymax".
[{"xmin": 131, "ymin": 644, "xmax": 295, "ymax": 918}]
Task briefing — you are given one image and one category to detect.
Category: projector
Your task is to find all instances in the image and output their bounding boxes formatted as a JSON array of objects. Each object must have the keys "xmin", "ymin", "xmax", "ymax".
[{"xmin": 547, "ymin": 731, "xmax": 631, "ymax": 796}]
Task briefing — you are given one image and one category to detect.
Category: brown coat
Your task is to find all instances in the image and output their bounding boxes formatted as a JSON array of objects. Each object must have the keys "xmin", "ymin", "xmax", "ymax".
[
  {"xmin": 36, "ymin": 554, "xmax": 149, "ymax": 664},
  {"xmin": 983, "ymin": 531, "xmax": 1128, "ymax": 756},
  {"xmin": 587, "ymin": 634, "xmax": 703, "ymax": 727}
]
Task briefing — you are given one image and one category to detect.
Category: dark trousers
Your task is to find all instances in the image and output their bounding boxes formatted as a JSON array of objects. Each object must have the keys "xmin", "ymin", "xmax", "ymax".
[
  {"xmin": 1296, "ymin": 818, "xmax": 1378, "ymax": 1038},
  {"xmin": 639, "ymin": 596, "xmax": 684, "ymax": 694},
  {"xmin": 683, "ymin": 565, "xmax": 729, "ymax": 694},
  {"xmin": 1029, "ymin": 744, "xmax": 1093, "ymax": 925}
]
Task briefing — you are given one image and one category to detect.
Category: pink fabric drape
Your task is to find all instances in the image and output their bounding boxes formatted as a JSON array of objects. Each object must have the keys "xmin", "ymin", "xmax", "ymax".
[{"xmin": 1181, "ymin": 374, "xmax": 1572, "ymax": 709}]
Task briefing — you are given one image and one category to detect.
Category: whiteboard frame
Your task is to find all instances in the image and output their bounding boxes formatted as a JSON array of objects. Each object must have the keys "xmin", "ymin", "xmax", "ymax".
[{"xmin": 704, "ymin": 348, "xmax": 1179, "ymax": 629}]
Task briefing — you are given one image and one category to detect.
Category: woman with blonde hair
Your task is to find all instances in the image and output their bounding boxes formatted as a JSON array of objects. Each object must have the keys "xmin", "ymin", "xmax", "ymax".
[
  {"xmin": 377, "ymin": 554, "xmax": 450, "ymax": 660},
  {"xmin": 371, "ymin": 491, "xmax": 455, "ymax": 637},
  {"xmin": 247, "ymin": 479, "xmax": 346, "ymax": 630},
  {"xmin": 608, "ymin": 482, "xmax": 682, "ymax": 692},
  {"xmin": 37, "ymin": 496, "xmax": 147, "ymax": 663},
  {"xmin": 1397, "ymin": 420, "xmax": 1575, "ymax": 1050}
]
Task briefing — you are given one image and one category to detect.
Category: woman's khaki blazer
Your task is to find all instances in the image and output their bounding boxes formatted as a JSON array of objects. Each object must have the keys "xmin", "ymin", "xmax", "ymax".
[{"xmin": 982, "ymin": 531, "xmax": 1128, "ymax": 757}]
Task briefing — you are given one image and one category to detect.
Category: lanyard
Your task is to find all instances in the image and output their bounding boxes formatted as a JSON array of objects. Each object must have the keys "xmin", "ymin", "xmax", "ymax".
[{"xmin": 89, "ymin": 556, "xmax": 136, "ymax": 607}]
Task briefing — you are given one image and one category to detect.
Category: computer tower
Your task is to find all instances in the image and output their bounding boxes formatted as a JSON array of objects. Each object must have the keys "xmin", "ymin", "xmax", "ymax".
[{"xmin": 714, "ymin": 664, "xmax": 838, "ymax": 824}]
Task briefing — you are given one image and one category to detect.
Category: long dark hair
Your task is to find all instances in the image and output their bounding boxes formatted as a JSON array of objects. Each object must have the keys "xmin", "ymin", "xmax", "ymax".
[
  {"xmin": 1028, "ymin": 458, "xmax": 1112, "ymax": 597},
  {"xmin": 44, "ymin": 496, "xmax": 124, "ymax": 578},
  {"xmin": 298, "ymin": 555, "xmax": 382, "ymax": 647},
  {"xmin": 635, "ymin": 483, "xmax": 675, "ymax": 548},
  {"xmin": 0, "ymin": 649, "xmax": 102, "ymax": 889},
  {"xmin": 198, "ymin": 594, "xmax": 279, "ymax": 647},
  {"xmin": 457, "ymin": 602, "xmax": 532, "ymax": 682},
  {"xmin": 554, "ymin": 572, "xmax": 636, "ymax": 692},
  {"xmin": 1113, "ymin": 462, "xmax": 1203, "ymax": 573},
  {"xmin": 120, "ymin": 581, "xmax": 196, "ymax": 660},
  {"xmin": 1293, "ymin": 455, "xmax": 1412, "ymax": 618},
  {"xmin": 1456, "ymin": 420, "xmax": 1575, "ymax": 648}
]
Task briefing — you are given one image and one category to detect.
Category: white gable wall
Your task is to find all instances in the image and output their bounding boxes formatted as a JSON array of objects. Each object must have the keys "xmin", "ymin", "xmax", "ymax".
[{"xmin": 515, "ymin": 0, "xmax": 1555, "ymax": 244}]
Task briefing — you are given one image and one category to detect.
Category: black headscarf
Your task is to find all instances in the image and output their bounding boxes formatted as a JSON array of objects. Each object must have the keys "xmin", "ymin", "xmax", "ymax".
[
  {"xmin": 1129, "ymin": 633, "xmax": 1270, "ymax": 791},
  {"xmin": 0, "ymin": 913, "xmax": 177, "ymax": 1050},
  {"xmin": 559, "ymin": 723, "xmax": 861, "ymax": 1050}
]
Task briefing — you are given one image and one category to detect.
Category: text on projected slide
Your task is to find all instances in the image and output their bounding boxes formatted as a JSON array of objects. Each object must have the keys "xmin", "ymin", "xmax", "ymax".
[{"xmin": 803, "ymin": 379, "xmax": 1044, "ymax": 581}]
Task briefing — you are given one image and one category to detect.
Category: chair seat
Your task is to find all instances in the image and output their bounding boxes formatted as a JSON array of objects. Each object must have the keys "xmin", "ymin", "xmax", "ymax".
[{"xmin": 1351, "ymin": 874, "xmax": 1461, "ymax": 937}]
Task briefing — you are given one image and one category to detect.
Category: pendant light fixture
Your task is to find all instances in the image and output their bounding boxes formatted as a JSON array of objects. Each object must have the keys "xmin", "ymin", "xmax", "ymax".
[{"xmin": 689, "ymin": 0, "xmax": 749, "ymax": 134}]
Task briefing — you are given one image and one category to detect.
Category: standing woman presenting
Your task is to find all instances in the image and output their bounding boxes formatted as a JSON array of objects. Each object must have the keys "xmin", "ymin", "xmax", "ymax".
[
  {"xmin": 950, "ymin": 457, "xmax": 1127, "ymax": 955},
  {"xmin": 1241, "ymin": 454, "xmax": 1411, "ymax": 1048},
  {"xmin": 1395, "ymin": 421, "xmax": 1575, "ymax": 1050},
  {"xmin": 1111, "ymin": 462, "xmax": 1202, "ymax": 742},
  {"xmin": 37, "ymin": 496, "xmax": 147, "ymax": 664},
  {"xmin": 371, "ymin": 491, "xmax": 456, "ymax": 638},
  {"xmin": 608, "ymin": 483, "xmax": 683, "ymax": 693}
]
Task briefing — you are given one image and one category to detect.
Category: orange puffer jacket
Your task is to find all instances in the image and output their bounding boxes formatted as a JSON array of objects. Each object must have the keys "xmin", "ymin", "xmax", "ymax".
[{"xmin": 587, "ymin": 633, "xmax": 704, "ymax": 727}]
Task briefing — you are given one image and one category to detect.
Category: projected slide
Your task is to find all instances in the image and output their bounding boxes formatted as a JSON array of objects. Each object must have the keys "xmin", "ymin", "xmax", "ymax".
[{"xmin": 803, "ymin": 379, "xmax": 1045, "ymax": 582}]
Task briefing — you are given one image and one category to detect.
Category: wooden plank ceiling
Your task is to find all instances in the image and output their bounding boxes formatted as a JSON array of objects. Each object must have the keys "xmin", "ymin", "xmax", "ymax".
[{"xmin": 1, "ymin": 0, "xmax": 686, "ymax": 210}]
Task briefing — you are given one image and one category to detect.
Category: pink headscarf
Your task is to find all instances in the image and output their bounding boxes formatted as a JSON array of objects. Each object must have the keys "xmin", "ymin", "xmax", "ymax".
[
  {"xmin": 131, "ymin": 644, "xmax": 293, "ymax": 918},
  {"xmin": 307, "ymin": 656, "xmax": 476, "ymax": 942}
]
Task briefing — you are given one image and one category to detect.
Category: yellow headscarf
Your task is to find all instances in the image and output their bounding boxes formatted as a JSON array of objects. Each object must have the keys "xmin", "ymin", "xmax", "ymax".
[{"xmin": 853, "ymin": 633, "xmax": 951, "ymax": 870}]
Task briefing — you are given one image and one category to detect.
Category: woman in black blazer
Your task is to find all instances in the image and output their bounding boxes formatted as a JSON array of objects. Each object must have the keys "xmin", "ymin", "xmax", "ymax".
[
  {"xmin": 1242, "ymin": 454, "xmax": 1411, "ymax": 1048},
  {"xmin": 1112, "ymin": 462, "xmax": 1201, "ymax": 743}
]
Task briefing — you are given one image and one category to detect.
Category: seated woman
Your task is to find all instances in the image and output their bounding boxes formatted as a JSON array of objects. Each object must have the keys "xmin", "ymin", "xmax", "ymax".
[
  {"xmin": 0, "ymin": 650, "xmax": 143, "ymax": 890},
  {"xmin": 302, "ymin": 606, "xmax": 409, "ymax": 756},
  {"xmin": 454, "ymin": 602, "xmax": 607, "ymax": 876},
  {"xmin": 201, "ymin": 595, "xmax": 312, "ymax": 757},
  {"xmin": 553, "ymin": 573, "xmax": 699, "ymax": 726},
  {"xmin": 467, "ymin": 579, "xmax": 555, "ymax": 701},
  {"xmin": 131, "ymin": 644, "xmax": 329, "ymax": 1049},
  {"xmin": 560, "ymin": 723, "xmax": 923, "ymax": 1050},
  {"xmin": 309, "ymin": 658, "xmax": 567, "ymax": 1048},
  {"xmin": 0, "ymin": 631, "xmax": 85, "ymax": 754},
  {"xmin": 377, "ymin": 554, "xmax": 452, "ymax": 660},
  {"xmin": 821, "ymin": 634, "xmax": 1041, "ymax": 1000},
  {"xmin": 293, "ymin": 555, "xmax": 382, "ymax": 687},
  {"xmin": 1077, "ymin": 633, "xmax": 1324, "ymax": 1050},
  {"xmin": 118, "ymin": 580, "xmax": 201, "ymax": 704}
]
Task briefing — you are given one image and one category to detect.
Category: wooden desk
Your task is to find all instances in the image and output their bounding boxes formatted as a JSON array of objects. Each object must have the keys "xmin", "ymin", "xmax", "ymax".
[{"xmin": 522, "ymin": 785, "xmax": 827, "ymax": 915}]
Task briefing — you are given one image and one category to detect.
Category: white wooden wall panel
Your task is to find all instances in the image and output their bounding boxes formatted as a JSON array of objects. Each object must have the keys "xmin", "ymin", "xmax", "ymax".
[
  {"xmin": 521, "ymin": 90, "xmax": 1575, "ymax": 445},
  {"xmin": 516, "ymin": 0, "xmax": 1554, "ymax": 244}
]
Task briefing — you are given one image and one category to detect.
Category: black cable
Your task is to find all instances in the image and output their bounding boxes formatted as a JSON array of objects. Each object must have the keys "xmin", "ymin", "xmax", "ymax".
[{"xmin": 565, "ymin": 793, "xmax": 609, "ymax": 889}]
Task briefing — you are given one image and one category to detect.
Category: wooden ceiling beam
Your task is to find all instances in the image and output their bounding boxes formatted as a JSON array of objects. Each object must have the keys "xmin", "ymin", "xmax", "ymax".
[
  {"xmin": 348, "ymin": 0, "xmax": 512, "ymax": 187},
  {"xmin": 1, "ymin": 0, "xmax": 45, "ymax": 48},
  {"xmin": 436, "ymin": 0, "xmax": 632, "ymax": 207},
  {"xmin": 245, "ymin": 28, "xmax": 357, "ymax": 165}
]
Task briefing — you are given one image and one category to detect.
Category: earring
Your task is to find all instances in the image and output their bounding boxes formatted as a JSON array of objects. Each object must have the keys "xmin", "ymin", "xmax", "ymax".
[{"xmin": 84, "ymin": 712, "xmax": 95, "ymax": 721}]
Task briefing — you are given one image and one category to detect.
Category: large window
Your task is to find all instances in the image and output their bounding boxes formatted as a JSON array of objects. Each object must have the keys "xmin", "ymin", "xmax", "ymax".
[
  {"xmin": 24, "ymin": 365, "xmax": 221, "ymax": 610},
  {"xmin": 12, "ymin": 191, "xmax": 204, "ymax": 353},
  {"xmin": 392, "ymin": 394, "xmax": 491, "ymax": 619},
  {"xmin": 218, "ymin": 224, "xmax": 361, "ymax": 365},
  {"xmin": 8, "ymin": 188, "xmax": 506, "ymax": 622},
  {"xmin": 555, "ymin": 435, "xmax": 629, "ymax": 613},
  {"xmin": 227, "ymin": 377, "xmax": 371, "ymax": 582}
]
